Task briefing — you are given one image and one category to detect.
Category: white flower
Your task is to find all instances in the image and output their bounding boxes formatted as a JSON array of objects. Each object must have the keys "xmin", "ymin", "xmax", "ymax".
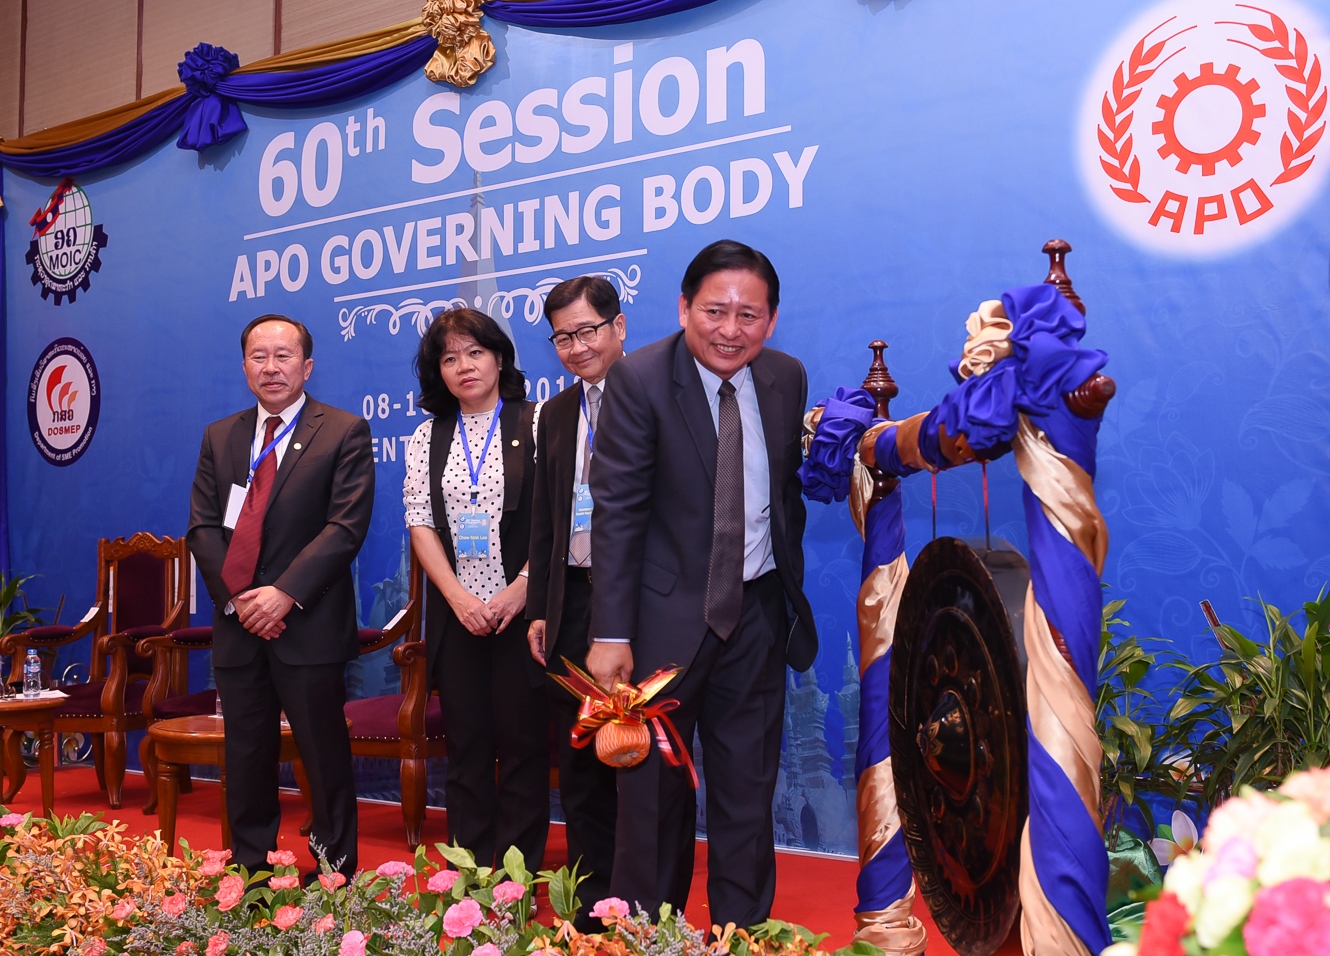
[
  {"xmin": 1163, "ymin": 851, "xmax": 1211, "ymax": 915},
  {"xmin": 1254, "ymin": 801, "xmax": 1330, "ymax": 884},
  {"xmin": 1193, "ymin": 874, "xmax": 1254, "ymax": 948},
  {"xmin": 1099, "ymin": 943, "xmax": 1138, "ymax": 956}
]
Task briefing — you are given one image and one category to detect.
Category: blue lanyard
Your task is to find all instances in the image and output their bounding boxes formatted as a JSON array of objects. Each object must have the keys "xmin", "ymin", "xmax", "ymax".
[
  {"xmin": 457, "ymin": 399, "xmax": 504, "ymax": 504},
  {"xmin": 248, "ymin": 413, "xmax": 301, "ymax": 484},
  {"xmin": 580, "ymin": 387, "xmax": 595, "ymax": 457}
]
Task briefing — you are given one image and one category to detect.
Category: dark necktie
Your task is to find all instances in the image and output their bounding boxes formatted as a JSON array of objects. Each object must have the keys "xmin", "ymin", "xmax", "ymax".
[
  {"xmin": 569, "ymin": 384, "xmax": 601, "ymax": 567},
  {"xmin": 704, "ymin": 380, "xmax": 744, "ymax": 639},
  {"xmin": 221, "ymin": 415, "xmax": 283, "ymax": 598}
]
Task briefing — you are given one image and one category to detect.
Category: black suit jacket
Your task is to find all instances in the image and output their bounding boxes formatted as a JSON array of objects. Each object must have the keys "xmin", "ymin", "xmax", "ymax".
[
  {"xmin": 187, "ymin": 396, "xmax": 375, "ymax": 668},
  {"xmin": 588, "ymin": 331, "xmax": 817, "ymax": 677},
  {"xmin": 527, "ymin": 383, "xmax": 584, "ymax": 660}
]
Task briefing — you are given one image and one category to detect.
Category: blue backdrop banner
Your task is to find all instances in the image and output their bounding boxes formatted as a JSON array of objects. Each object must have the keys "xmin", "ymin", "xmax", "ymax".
[{"xmin": 6, "ymin": 0, "xmax": 1330, "ymax": 856}]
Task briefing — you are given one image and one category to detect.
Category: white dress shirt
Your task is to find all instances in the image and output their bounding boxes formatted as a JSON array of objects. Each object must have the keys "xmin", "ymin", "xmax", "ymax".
[
  {"xmin": 569, "ymin": 378, "xmax": 606, "ymax": 568},
  {"xmin": 250, "ymin": 392, "xmax": 306, "ymax": 475},
  {"xmin": 693, "ymin": 360, "xmax": 776, "ymax": 581}
]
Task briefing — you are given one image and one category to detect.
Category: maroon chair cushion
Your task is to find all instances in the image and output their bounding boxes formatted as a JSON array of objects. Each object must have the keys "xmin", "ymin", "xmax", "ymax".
[
  {"xmin": 17, "ymin": 625, "xmax": 76, "ymax": 644},
  {"xmin": 154, "ymin": 689, "xmax": 216, "ymax": 720},
  {"xmin": 357, "ymin": 628, "xmax": 385, "ymax": 650},
  {"xmin": 58, "ymin": 680, "xmax": 146, "ymax": 718},
  {"xmin": 167, "ymin": 627, "xmax": 213, "ymax": 647},
  {"xmin": 344, "ymin": 694, "xmax": 444, "ymax": 742}
]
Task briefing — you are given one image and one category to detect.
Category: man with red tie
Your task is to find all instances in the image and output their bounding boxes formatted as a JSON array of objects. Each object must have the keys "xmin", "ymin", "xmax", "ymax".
[{"xmin": 188, "ymin": 314, "xmax": 374, "ymax": 878}]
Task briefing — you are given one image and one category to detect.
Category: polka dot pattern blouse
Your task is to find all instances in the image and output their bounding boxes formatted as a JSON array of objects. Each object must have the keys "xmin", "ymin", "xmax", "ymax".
[{"xmin": 403, "ymin": 404, "xmax": 541, "ymax": 604}]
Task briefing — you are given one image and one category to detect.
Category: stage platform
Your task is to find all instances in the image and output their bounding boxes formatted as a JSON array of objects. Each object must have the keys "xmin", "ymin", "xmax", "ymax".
[{"xmin": 3, "ymin": 767, "xmax": 1020, "ymax": 956}]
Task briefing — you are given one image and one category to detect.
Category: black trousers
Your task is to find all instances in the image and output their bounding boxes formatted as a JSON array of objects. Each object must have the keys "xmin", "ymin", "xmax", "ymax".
[
  {"xmin": 435, "ymin": 617, "xmax": 550, "ymax": 871},
  {"xmin": 549, "ymin": 569, "xmax": 618, "ymax": 927},
  {"xmin": 215, "ymin": 646, "xmax": 358, "ymax": 877},
  {"xmin": 610, "ymin": 572, "xmax": 788, "ymax": 928}
]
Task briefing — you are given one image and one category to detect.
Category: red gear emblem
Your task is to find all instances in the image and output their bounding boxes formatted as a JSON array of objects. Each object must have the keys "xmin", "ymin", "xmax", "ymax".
[{"xmin": 1152, "ymin": 62, "xmax": 1266, "ymax": 176}]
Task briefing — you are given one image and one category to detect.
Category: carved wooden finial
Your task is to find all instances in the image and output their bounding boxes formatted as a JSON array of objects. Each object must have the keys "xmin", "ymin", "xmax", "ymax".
[
  {"xmin": 1042, "ymin": 238, "xmax": 1085, "ymax": 315},
  {"xmin": 862, "ymin": 340, "xmax": 899, "ymax": 420}
]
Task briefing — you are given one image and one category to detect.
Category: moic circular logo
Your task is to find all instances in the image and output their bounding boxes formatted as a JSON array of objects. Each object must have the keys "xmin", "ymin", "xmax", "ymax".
[
  {"xmin": 27, "ymin": 338, "xmax": 101, "ymax": 467},
  {"xmin": 24, "ymin": 178, "xmax": 108, "ymax": 304},
  {"xmin": 1078, "ymin": 1, "xmax": 1330, "ymax": 257}
]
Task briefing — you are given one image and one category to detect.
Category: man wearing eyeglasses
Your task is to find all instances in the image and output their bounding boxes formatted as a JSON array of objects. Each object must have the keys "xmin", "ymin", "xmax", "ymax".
[{"xmin": 526, "ymin": 276, "xmax": 627, "ymax": 923}]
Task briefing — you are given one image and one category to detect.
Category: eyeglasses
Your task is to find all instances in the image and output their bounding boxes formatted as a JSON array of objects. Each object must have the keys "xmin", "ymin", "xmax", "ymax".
[{"xmin": 548, "ymin": 316, "xmax": 615, "ymax": 351}]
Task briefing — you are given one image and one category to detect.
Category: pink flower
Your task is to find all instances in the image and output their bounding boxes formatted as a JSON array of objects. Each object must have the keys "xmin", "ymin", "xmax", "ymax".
[
  {"xmin": 427, "ymin": 869, "xmax": 460, "ymax": 893},
  {"xmin": 319, "ymin": 872, "xmax": 347, "ymax": 892},
  {"xmin": 175, "ymin": 943, "xmax": 198, "ymax": 955},
  {"xmin": 111, "ymin": 898, "xmax": 138, "ymax": 920},
  {"xmin": 376, "ymin": 860, "xmax": 413, "ymax": 878},
  {"xmin": 0, "ymin": 813, "xmax": 24, "ymax": 827},
  {"xmin": 215, "ymin": 874, "xmax": 245, "ymax": 911},
  {"xmin": 1280, "ymin": 768, "xmax": 1330, "ymax": 824},
  {"xmin": 589, "ymin": 897, "xmax": 630, "ymax": 921},
  {"xmin": 1244, "ymin": 878, "xmax": 1330, "ymax": 956},
  {"xmin": 269, "ymin": 874, "xmax": 301, "ymax": 891},
  {"xmin": 442, "ymin": 897, "xmax": 484, "ymax": 937},
  {"xmin": 205, "ymin": 932, "xmax": 230, "ymax": 956},
  {"xmin": 339, "ymin": 930, "xmax": 368, "ymax": 956},
  {"xmin": 492, "ymin": 880, "xmax": 526, "ymax": 905},
  {"xmin": 274, "ymin": 904, "xmax": 304, "ymax": 930},
  {"xmin": 1207, "ymin": 836, "xmax": 1259, "ymax": 885},
  {"xmin": 163, "ymin": 892, "xmax": 189, "ymax": 917},
  {"xmin": 200, "ymin": 848, "xmax": 232, "ymax": 877},
  {"xmin": 472, "ymin": 945, "xmax": 502, "ymax": 956},
  {"xmin": 267, "ymin": 849, "xmax": 298, "ymax": 868},
  {"xmin": 1202, "ymin": 791, "xmax": 1280, "ymax": 853},
  {"xmin": 314, "ymin": 913, "xmax": 336, "ymax": 934},
  {"xmin": 82, "ymin": 939, "xmax": 108, "ymax": 956}
]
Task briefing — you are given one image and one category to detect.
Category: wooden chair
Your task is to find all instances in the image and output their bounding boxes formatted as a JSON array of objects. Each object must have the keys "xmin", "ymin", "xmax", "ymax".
[
  {"xmin": 0, "ymin": 533, "xmax": 189, "ymax": 809},
  {"xmin": 343, "ymin": 551, "xmax": 444, "ymax": 847},
  {"xmin": 136, "ymin": 626, "xmax": 217, "ymax": 813}
]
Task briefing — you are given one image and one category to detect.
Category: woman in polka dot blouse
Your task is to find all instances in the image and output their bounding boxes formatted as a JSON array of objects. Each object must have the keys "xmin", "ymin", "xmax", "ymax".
[{"xmin": 404, "ymin": 307, "xmax": 548, "ymax": 870}]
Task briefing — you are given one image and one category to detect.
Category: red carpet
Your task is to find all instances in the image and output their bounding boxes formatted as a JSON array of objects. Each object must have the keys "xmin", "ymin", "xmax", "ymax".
[{"xmin": 3, "ymin": 767, "xmax": 1020, "ymax": 956}]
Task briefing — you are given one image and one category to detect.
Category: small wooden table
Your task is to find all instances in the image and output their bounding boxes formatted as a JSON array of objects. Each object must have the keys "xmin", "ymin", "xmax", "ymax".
[
  {"xmin": 147, "ymin": 714, "xmax": 313, "ymax": 853},
  {"xmin": 0, "ymin": 691, "xmax": 68, "ymax": 818}
]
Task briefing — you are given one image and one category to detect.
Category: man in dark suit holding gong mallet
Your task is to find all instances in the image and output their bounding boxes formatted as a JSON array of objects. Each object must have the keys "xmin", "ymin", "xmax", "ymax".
[{"xmin": 586, "ymin": 241, "xmax": 817, "ymax": 927}]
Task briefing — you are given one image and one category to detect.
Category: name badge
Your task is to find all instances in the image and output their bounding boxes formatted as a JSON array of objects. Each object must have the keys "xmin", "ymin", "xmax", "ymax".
[
  {"xmin": 224, "ymin": 483, "xmax": 249, "ymax": 530},
  {"xmin": 457, "ymin": 511, "xmax": 492, "ymax": 559},
  {"xmin": 572, "ymin": 483, "xmax": 593, "ymax": 533}
]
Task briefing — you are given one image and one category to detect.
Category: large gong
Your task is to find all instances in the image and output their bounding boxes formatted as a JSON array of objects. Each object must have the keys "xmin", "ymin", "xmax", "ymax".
[{"xmin": 889, "ymin": 537, "xmax": 1030, "ymax": 956}]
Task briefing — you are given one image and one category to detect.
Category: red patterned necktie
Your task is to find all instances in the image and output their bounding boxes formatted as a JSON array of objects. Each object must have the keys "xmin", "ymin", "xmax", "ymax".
[
  {"xmin": 221, "ymin": 415, "xmax": 283, "ymax": 598},
  {"xmin": 704, "ymin": 380, "xmax": 744, "ymax": 639}
]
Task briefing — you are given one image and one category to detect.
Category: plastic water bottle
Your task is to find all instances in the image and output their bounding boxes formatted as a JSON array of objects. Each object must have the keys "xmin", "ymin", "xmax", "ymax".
[
  {"xmin": 22, "ymin": 649, "xmax": 41, "ymax": 699},
  {"xmin": 214, "ymin": 687, "xmax": 223, "ymax": 718}
]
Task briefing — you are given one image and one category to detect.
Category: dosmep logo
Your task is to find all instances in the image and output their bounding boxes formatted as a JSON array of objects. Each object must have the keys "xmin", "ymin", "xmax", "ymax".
[
  {"xmin": 27, "ymin": 338, "xmax": 101, "ymax": 466},
  {"xmin": 25, "ymin": 177, "xmax": 108, "ymax": 304},
  {"xmin": 1078, "ymin": 1, "xmax": 1329, "ymax": 257}
]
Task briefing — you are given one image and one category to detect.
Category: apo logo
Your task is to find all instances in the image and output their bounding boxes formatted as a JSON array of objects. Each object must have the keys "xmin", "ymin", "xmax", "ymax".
[
  {"xmin": 1078, "ymin": 1, "xmax": 1329, "ymax": 257},
  {"xmin": 27, "ymin": 338, "xmax": 101, "ymax": 467},
  {"xmin": 25, "ymin": 178, "xmax": 108, "ymax": 304}
]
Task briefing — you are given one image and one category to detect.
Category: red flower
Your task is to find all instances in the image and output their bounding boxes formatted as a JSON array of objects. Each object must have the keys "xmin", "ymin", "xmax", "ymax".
[{"xmin": 1138, "ymin": 891, "xmax": 1191, "ymax": 956}]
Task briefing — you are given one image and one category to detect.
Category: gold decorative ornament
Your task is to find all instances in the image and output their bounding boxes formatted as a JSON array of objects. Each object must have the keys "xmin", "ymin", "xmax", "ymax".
[
  {"xmin": 421, "ymin": 0, "xmax": 495, "ymax": 88},
  {"xmin": 595, "ymin": 721, "xmax": 653, "ymax": 767}
]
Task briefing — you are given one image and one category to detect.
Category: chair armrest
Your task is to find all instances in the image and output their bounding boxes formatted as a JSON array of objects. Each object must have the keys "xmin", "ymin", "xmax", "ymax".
[
  {"xmin": 97, "ymin": 629, "xmax": 145, "ymax": 718},
  {"xmin": 161, "ymin": 599, "xmax": 188, "ymax": 632},
  {"xmin": 391, "ymin": 640, "xmax": 427, "ymax": 668},
  {"xmin": 382, "ymin": 598, "xmax": 417, "ymax": 643},
  {"xmin": 0, "ymin": 604, "xmax": 104, "ymax": 655},
  {"xmin": 393, "ymin": 640, "xmax": 430, "ymax": 739}
]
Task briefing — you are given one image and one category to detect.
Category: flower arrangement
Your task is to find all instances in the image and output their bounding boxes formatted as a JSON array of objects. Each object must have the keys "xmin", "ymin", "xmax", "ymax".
[
  {"xmin": 0, "ymin": 811, "xmax": 867, "ymax": 956},
  {"xmin": 1106, "ymin": 766, "xmax": 1330, "ymax": 956}
]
